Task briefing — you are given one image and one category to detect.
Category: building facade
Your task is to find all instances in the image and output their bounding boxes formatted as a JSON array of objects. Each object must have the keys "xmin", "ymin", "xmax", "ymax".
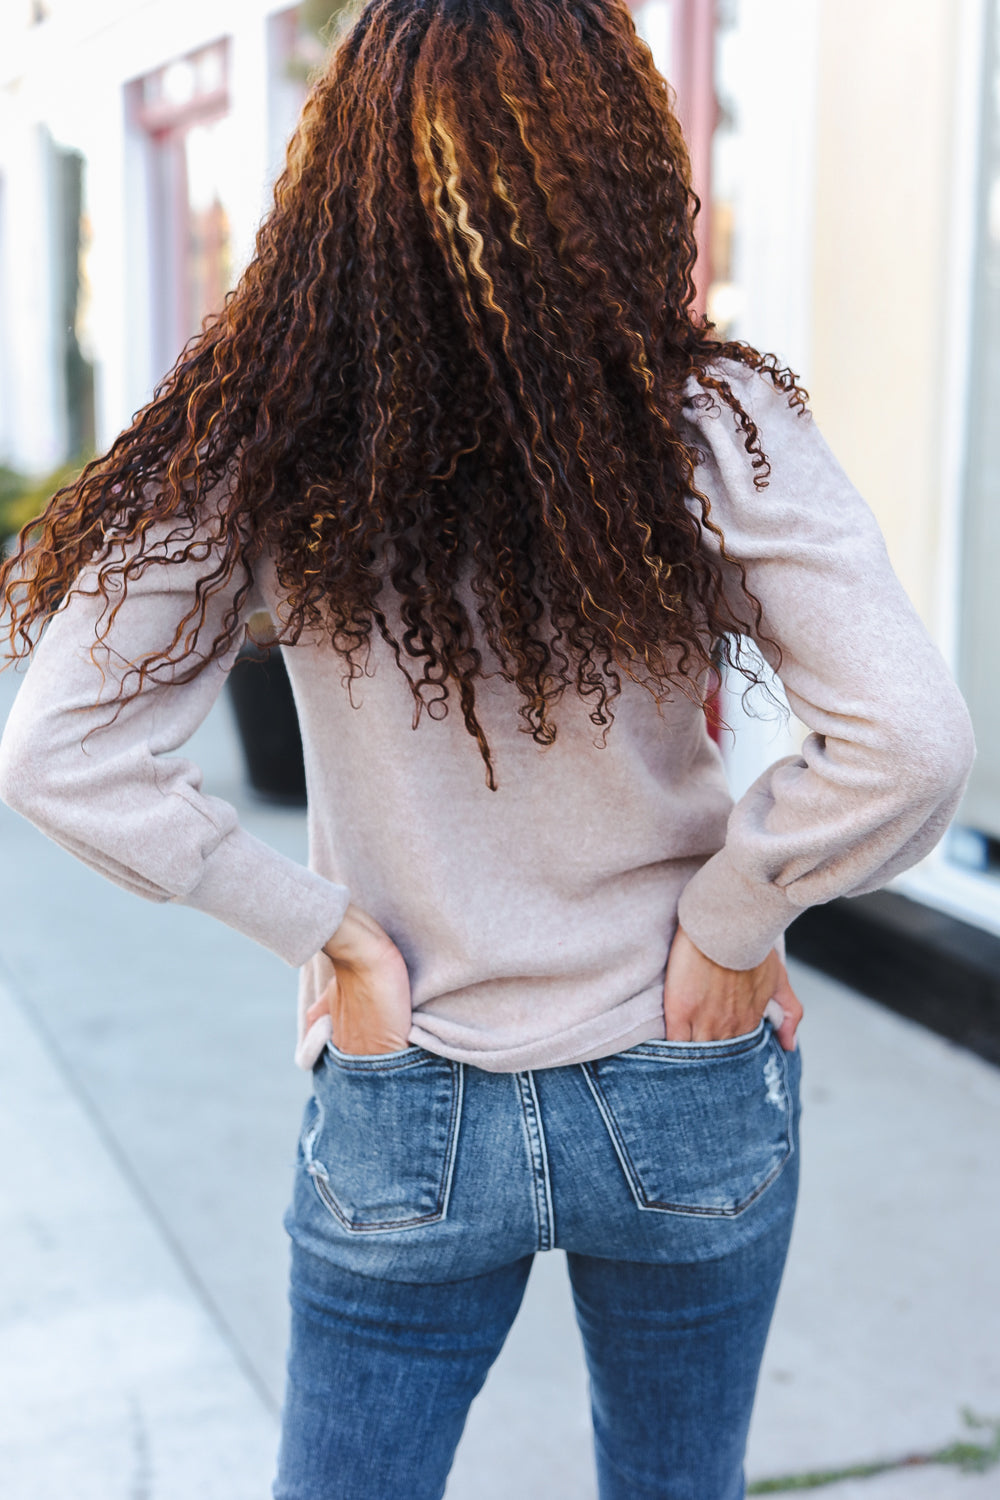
[{"xmin": 1, "ymin": 0, "xmax": 998, "ymax": 939}]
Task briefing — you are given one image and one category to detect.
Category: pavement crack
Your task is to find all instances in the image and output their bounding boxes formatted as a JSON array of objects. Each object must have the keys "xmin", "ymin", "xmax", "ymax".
[
  {"xmin": 748, "ymin": 1410, "xmax": 1000, "ymax": 1493},
  {"xmin": 128, "ymin": 1395, "xmax": 153, "ymax": 1500},
  {"xmin": 749, "ymin": 1459, "xmax": 935, "ymax": 1496}
]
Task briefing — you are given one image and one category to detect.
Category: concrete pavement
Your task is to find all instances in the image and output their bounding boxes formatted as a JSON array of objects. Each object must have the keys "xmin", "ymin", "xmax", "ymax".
[{"xmin": 1, "ymin": 662, "xmax": 999, "ymax": 1498}]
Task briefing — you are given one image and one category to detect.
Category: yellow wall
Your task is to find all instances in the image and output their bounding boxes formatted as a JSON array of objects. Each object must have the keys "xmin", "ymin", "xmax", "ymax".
[{"xmin": 809, "ymin": 0, "xmax": 960, "ymax": 627}]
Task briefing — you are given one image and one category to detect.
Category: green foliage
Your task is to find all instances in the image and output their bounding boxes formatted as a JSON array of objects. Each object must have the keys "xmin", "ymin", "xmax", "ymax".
[
  {"xmin": 283, "ymin": 0, "xmax": 359, "ymax": 84},
  {"xmin": 299, "ymin": 0, "xmax": 352, "ymax": 42},
  {"xmin": 0, "ymin": 460, "xmax": 86, "ymax": 543},
  {"xmin": 943, "ymin": 1409, "xmax": 1000, "ymax": 1474},
  {"xmin": 749, "ymin": 1456, "xmax": 911, "ymax": 1493},
  {"xmin": 747, "ymin": 1411, "xmax": 1000, "ymax": 1493}
]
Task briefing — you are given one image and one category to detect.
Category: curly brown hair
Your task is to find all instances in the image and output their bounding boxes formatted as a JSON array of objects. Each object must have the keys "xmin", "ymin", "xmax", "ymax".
[{"xmin": 0, "ymin": 0, "xmax": 806, "ymax": 788}]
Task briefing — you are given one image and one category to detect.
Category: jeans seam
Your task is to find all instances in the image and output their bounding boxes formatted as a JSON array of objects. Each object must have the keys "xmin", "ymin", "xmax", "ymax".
[{"xmin": 514, "ymin": 1071, "xmax": 554, "ymax": 1251}]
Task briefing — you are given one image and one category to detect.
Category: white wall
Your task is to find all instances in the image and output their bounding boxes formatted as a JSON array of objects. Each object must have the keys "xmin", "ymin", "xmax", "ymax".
[
  {"xmin": 809, "ymin": 0, "xmax": 963, "ymax": 628},
  {"xmin": 712, "ymin": 0, "xmax": 821, "ymax": 798},
  {"xmin": 717, "ymin": 0, "xmax": 821, "ymax": 385}
]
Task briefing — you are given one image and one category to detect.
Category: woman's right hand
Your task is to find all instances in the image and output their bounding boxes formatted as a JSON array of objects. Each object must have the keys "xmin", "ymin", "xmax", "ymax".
[{"xmin": 305, "ymin": 903, "xmax": 413, "ymax": 1054}]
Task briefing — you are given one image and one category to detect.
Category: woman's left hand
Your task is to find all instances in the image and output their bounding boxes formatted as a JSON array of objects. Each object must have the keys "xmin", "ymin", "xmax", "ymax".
[
  {"xmin": 663, "ymin": 923, "xmax": 802, "ymax": 1052},
  {"xmin": 305, "ymin": 902, "xmax": 413, "ymax": 1055}
]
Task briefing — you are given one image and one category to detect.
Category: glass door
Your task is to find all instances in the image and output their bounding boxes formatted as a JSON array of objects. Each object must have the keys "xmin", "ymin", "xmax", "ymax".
[{"xmin": 958, "ymin": 0, "xmax": 1000, "ymax": 856}]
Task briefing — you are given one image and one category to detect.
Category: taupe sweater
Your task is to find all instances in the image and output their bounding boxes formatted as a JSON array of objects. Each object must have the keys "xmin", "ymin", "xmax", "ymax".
[{"xmin": 0, "ymin": 366, "xmax": 976, "ymax": 1070}]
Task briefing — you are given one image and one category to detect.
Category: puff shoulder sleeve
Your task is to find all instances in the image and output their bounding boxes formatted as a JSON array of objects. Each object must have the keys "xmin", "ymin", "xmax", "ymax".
[{"xmin": 675, "ymin": 366, "xmax": 976, "ymax": 969}]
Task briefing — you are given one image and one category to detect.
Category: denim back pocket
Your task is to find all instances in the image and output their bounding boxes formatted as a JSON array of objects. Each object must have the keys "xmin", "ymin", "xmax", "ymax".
[
  {"xmin": 582, "ymin": 1023, "xmax": 794, "ymax": 1217},
  {"xmin": 301, "ymin": 1044, "xmax": 463, "ymax": 1233}
]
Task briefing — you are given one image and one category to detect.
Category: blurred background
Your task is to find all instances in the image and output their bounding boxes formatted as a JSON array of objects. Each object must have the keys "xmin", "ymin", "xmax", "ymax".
[
  {"xmin": 2, "ymin": 0, "xmax": 1000, "ymax": 915},
  {"xmin": 1, "ymin": 2, "xmax": 999, "ymax": 1497}
]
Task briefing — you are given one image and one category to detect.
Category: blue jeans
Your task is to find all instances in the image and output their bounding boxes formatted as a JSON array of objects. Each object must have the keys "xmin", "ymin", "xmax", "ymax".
[{"xmin": 274, "ymin": 1020, "xmax": 802, "ymax": 1500}]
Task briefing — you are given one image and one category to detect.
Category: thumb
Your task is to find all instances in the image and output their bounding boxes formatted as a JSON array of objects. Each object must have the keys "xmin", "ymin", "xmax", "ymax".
[
  {"xmin": 305, "ymin": 974, "xmax": 337, "ymax": 1031},
  {"xmin": 768, "ymin": 967, "xmax": 803, "ymax": 1053}
]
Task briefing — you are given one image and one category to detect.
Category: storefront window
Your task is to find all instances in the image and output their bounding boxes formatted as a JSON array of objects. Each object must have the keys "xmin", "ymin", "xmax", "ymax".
[{"xmin": 54, "ymin": 142, "xmax": 95, "ymax": 459}]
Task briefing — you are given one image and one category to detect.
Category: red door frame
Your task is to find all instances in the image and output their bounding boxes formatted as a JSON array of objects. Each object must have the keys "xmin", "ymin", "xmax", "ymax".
[
  {"xmin": 670, "ymin": 0, "xmax": 716, "ymax": 315},
  {"xmin": 128, "ymin": 39, "xmax": 231, "ymax": 361},
  {"xmin": 628, "ymin": 0, "xmax": 716, "ymax": 316}
]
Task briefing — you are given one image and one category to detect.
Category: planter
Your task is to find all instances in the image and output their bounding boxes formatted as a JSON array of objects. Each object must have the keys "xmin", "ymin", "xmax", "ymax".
[{"xmin": 226, "ymin": 641, "xmax": 307, "ymax": 806}]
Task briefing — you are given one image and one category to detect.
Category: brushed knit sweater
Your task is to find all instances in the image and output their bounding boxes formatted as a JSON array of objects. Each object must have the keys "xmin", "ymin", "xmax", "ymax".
[{"xmin": 0, "ymin": 365, "xmax": 976, "ymax": 1071}]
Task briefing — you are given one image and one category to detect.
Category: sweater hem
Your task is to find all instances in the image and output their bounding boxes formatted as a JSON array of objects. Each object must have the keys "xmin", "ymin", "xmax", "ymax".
[{"xmin": 403, "ymin": 986, "xmax": 669, "ymax": 1073}]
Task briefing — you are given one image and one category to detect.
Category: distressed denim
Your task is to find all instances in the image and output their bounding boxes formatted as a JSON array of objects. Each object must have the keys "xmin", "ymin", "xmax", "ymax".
[{"xmin": 274, "ymin": 1019, "xmax": 802, "ymax": 1500}]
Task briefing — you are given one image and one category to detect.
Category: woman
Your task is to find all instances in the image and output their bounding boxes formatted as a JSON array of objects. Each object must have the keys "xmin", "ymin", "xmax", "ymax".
[{"xmin": 0, "ymin": 0, "xmax": 974, "ymax": 1495}]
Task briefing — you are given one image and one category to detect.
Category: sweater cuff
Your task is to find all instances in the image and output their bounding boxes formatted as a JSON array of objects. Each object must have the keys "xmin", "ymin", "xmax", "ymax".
[
  {"xmin": 177, "ymin": 825, "xmax": 351, "ymax": 967},
  {"xmin": 675, "ymin": 848, "xmax": 802, "ymax": 970}
]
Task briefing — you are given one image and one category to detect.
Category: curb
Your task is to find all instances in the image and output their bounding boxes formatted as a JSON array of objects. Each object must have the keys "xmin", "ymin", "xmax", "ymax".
[{"xmin": 786, "ymin": 890, "xmax": 1000, "ymax": 1068}]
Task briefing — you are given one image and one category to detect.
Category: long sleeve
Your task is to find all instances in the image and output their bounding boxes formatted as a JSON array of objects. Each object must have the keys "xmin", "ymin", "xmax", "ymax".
[
  {"xmin": 675, "ymin": 364, "xmax": 976, "ymax": 970},
  {"xmin": 0, "ymin": 528, "xmax": 350, "ymax": 966}
]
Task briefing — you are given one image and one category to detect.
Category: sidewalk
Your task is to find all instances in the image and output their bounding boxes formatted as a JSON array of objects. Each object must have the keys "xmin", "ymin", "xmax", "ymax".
[{"xmin": 1, "ymin": 666, "xmax": 999, "ymax": 1499}]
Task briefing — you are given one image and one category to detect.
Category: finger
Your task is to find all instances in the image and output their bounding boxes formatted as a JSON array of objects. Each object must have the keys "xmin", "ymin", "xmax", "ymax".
[
  {"xmin": 305, "ymin": 986, "xmax": 335, "ymax": 1030},
  {"xmin": 662, "ymin": 991, "xmax": 704, "ymax": 1041},
  {"xmin": 762, "ymin": 997, "xmax": 786, "ymax": 1029},
  {"xmin": 772, "ymin": 971, "xmax": 803, "ymax": 1053}
]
